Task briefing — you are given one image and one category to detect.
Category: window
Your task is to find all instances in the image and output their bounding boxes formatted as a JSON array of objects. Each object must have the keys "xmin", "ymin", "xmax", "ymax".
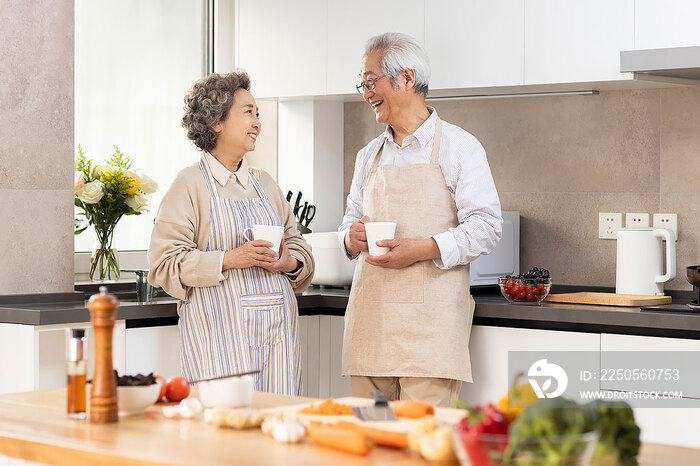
[{"xmin": 74, "ymin": 0, "xmax": 206, "ymax": 252}]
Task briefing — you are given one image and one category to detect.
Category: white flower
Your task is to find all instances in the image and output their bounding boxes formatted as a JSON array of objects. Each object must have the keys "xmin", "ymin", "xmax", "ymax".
[
  {"xmin": 74, "ymin": 171, "xmax": 85, "ymax": 195},
  {"xmin": 126, "ymin": 192, "xmax": 148, "ymax": 212},
  {"xmin": 77, "ymin": 180, "xmax": 105, "ymax": 204},
  {"xmin": 134, "ymin": 171, "xmax": 158, "ymax": 194}
]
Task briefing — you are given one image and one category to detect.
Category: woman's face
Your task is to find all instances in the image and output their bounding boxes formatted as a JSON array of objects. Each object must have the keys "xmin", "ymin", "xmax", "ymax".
[{"xmin": 212, "ymin": 88, "xmax": 261, "ymax": 155}]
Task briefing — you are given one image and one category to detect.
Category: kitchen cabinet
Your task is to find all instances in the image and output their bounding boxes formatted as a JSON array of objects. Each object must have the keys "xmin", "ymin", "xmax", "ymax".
[
  {"xmin": 524, "ymin": 0, "xmax": 634, "ymax": 84},
  {"xmin": 299, "ymin": 314, "xmax": 350, "ymax": 398},
  {"xmin": 0, "ymin": 322, "xmax": 126, "ymax": 395},
  {"xmin": 461, "ymin": 325, "xmax": 600, "ymax": 405},
  {"xmin": 236, "ymin": 0, "xmax": 327, "ymax": 98},
  {"xmin": 426, "ymin": 0, "xmax": 524, "ymax": 89},
  {"xmin": 634, "ymin": 0, "xmax": 700, "ymax": 49},
  {"xmin": 325, "ymin": 0, "xmax": 425, "ymax": 95},
  {"xmin": 125, "ymin": 325, "xmax": 181, "ymax": 378}
]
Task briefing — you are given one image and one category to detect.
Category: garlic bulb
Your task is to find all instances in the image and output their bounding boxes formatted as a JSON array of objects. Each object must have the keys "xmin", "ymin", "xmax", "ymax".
[{"xmin": 272, "ymin": 421, "xmax": 306, "ymax": 444}]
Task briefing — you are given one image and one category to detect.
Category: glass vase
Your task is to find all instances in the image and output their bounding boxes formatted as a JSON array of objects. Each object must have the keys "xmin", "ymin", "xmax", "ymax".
[{"xmin": 90, "ymin": 223, "xmax": 120, "ymax": 281}]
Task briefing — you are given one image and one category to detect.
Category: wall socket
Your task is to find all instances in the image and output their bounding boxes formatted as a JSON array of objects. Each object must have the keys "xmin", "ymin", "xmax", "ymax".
[
  {"xmin": 625, "ymin": 212, "xmax": 650, "ymax": 228},
  {"xmin": 653, "ymin": 213, "xmax": 678, "ymax": 240},
  {"xmin": 599, "ymin": 212, "xmax": 622, "ymax": 239}
]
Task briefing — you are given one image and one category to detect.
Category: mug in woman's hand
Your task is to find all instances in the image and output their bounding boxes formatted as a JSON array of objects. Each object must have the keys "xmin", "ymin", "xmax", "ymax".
[{"xmin": 243, "ymin": 225, "xmax": 284, "ymax": 255}]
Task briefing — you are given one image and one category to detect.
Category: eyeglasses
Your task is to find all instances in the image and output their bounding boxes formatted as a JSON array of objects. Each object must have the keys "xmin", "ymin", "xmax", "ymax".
[{"xmin": 356, "ymin": 74, "xmax": 387, "ymax": 94}]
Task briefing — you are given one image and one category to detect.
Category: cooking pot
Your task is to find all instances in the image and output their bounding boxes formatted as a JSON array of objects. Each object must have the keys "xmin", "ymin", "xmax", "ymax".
[
  {"xmin": 616, "ymin": 228, "xmax": 676, "ymax": 296},
  {"xmin": 303, "ymin": 232, "xmax": 356, "ymax": 287}
]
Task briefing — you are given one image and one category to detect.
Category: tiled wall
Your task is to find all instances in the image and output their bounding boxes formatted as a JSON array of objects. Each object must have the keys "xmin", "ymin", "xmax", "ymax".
[
  {"xmin": 344, "ymin": 87, "xmax": 700, "ymax": 290},
  {"xmin": 0, "ymin": 1, "xmax": 74, "ymax": 294}
]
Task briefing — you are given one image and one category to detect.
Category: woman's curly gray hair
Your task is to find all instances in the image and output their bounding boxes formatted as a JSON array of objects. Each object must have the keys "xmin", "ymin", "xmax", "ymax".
[{"xmin": 181, "ymin": 71, "xmax": 251, "ymax": 151}]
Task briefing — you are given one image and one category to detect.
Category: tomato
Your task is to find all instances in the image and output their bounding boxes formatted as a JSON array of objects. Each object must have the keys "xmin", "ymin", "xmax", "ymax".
[
  {"xmin": 165, "ymin": 376, "xmax": 190, "ymax": 402},
  {"xmin": 154, "ymin": 374, "xmax": 167, "ymax": 402}
]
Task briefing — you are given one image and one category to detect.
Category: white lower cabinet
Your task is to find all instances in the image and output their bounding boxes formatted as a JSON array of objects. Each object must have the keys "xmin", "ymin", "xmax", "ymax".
[
  {"xmin": 299, "ymin": 314, "xmax": 351, "ymax": 399},
  {"xmin": 461, "ymin": 325, "xmax": 600, "ymax": 405},
  {"xmin": 124, "ymin": 325, "xmax": 181, "ymax": 378}
]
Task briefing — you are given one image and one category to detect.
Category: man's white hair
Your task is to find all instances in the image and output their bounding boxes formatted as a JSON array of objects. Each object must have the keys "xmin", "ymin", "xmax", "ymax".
[{"xmin": 364, "ymin": 32, "xmax": 431, "ymax": 97}]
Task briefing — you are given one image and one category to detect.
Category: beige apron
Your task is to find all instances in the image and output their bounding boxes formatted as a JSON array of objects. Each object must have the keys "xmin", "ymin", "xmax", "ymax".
[{"xmin": 342, "ymin": 118, "xmax": 475, "ymax": 382}]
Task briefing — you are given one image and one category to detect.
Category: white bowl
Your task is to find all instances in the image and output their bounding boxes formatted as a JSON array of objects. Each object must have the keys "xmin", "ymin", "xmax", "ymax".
[
  {"xmin": 303, "ymin": 232, "xmax": 356, "ymax": 287},
  {"xmin": 197, "ymin": 375, "xmax": 254, "ymax": 408},
  {"xmin": 117, "ymin": 382, "xmax": 161, "ymax": 416}
]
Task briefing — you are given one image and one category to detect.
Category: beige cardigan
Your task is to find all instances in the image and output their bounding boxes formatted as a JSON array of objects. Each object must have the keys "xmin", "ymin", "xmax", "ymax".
[{"xmin": 148, "ymin": 159, "xmax": 314, "ymax": 302}]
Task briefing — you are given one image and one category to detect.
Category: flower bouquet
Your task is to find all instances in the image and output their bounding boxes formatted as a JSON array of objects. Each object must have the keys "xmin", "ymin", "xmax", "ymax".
[{"xmin": 74, "ymin": 145, "xmax": 157, "ymax": 281}]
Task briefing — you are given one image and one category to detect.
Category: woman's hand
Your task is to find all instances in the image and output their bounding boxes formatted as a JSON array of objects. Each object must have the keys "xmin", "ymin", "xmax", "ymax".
[
  {"xmin": 260, "ymin": 238, "xmax": 300, "ymax": 274},
  {"xmin": 223, "ymin": 240, "xmax": 278, "ymax": 271}
]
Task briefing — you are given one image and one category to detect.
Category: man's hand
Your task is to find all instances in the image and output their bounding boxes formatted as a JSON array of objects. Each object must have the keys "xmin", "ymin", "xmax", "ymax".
[
  {"xmin": 260, "ymin": 238, "xmax": 300, "ymax": 274},
  {"xmin": 364, "ymin": 237, "xmax": 440, "ymax": 269},
  {"xmin": 345, "ymin": 215, "xmax": 370, "ymax": 257}
]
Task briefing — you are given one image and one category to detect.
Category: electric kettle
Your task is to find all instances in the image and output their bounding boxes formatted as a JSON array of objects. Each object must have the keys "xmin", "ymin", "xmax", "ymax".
[{"xmin": 616, "ymin": 228, "xmax": 676, "ymax": 296}]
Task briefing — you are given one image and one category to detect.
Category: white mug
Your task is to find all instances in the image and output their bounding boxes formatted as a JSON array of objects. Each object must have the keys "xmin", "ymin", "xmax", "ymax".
[
  {"xmin": 243, "ymin": 224, "xmax": 284, "ymax": 255},
  {"xmin": 364, "ymin": 222, "xmax": 397, "ymax": 256}
]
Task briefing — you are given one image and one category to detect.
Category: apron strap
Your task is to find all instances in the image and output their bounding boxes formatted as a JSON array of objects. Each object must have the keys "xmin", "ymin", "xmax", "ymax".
[
  {"xmin": 429, "ymin": 119, "xmax": 442, "ymax": 165},
  {"xmin": 199, "ymin": 157, "xmax": 219, "ymax": 199},
  {"xmin": 248, "ymin": 169, "xmax": 269, "ymax": 200}
]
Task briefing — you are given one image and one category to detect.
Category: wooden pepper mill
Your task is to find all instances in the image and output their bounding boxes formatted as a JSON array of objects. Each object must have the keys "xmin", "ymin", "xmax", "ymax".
[{"xmin": 88, "ymin": 286, "xmax": 119, "ymax": 423}]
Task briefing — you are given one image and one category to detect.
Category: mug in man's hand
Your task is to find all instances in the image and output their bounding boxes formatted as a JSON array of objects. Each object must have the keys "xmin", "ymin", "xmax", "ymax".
[
  {"xmin": 243, "ymin": 225, "xmax": 284, "ymax": 255},
  {"xmin": 364, "ymin": 222, "xmax": 396, "ymax": 256}
]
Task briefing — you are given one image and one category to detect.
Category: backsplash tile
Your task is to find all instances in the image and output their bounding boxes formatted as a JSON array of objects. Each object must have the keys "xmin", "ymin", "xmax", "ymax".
[{"xmin": 344, "ymin": 87, "xmax": 695, "ymax": 289}]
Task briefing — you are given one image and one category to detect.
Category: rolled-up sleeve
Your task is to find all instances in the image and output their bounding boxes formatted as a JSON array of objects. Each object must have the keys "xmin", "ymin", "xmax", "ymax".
[{"xmin": 148, "ymin": 172, "xmax": 224, "ymax": 301}]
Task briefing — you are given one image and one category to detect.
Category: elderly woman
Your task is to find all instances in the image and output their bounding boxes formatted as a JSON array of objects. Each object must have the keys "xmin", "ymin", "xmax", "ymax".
[{"xmin": 148, "ymin": 71, "xmax": 314, "ymax": 395}]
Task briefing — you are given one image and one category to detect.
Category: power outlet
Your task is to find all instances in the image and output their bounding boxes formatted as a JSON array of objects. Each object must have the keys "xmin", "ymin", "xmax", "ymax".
[
  {"xmin": 653, "ymin": 213, "xmax": 678, "ymax": 241},
  {"xmin": 599, "ymin": 212, "xmax": 622, "ymax": 239},
  {"xmin": 625, "ymin": 212, "xmax": 650, "ymax": 228}
]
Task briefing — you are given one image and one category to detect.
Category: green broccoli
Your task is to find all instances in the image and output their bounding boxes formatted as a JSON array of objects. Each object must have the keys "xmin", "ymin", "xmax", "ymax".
[{"xmin": 586, "ymin": 400, "xmax": 640, "ymax": 466}]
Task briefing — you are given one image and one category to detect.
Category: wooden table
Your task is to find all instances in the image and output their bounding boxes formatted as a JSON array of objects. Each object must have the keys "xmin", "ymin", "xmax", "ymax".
[{"xmin": 0, "ymin": 389, "xmax": 698, "ymax": 465}]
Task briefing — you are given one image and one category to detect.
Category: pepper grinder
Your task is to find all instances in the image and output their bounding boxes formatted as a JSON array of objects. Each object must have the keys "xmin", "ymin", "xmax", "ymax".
[{"xmin": 88, "ymin": 286, "xmax": 119, "ymax": 423}]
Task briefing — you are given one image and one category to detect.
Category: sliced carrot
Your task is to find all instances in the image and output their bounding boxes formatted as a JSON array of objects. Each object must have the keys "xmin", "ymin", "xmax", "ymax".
[
  {"xmin": 332, "ymin": 421, "xmax": 409, "ymax": 449},
  {"xmin": 299, "ymin": 398, "xmax": 353, "ymax": 415},
  {"xmin": 392, "ymin": 400, "xmax": 435, "ymax": 419},
  {"xmin": 306, "ymin": 424, "xmax": 375, "ymax": 456}
]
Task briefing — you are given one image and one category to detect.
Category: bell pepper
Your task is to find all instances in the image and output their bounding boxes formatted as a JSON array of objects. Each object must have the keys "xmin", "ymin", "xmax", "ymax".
[{"xmin": 497, "ymin": 371, "xmax": 539, "ymax": 423}]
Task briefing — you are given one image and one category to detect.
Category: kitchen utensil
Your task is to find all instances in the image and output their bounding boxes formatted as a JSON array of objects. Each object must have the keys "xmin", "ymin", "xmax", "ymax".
[
  {"xmin": 297, "ymin": 203, "xmax": 316, "ymax": 227},
  {"xmin": 545, "ymin": 292, "xmax": 671, "ymax": 306},
  {"xmin": 296, "ymin": 222, "xmax": 311, "ymax": 234},
  {"xmin": 117, "ymin": 383, "xmax": 162, "ymax": 416},
  {"xmin": 197, "ymin": 375, "xmax": 255, "ymax": 408},
  {"xmin": 616, "ymin": 228, "xmax": 676, "ymax": 296},
  {"xmin": 286, "ymin": 190, "xmax": 293, "ymax": 202},
  {"xmin": 188, "ymin": 369, "xmax": 260, "ymax": 385},
  {"xmin": 303, "ymin": 232, "xmax": 356, "ymax": 287},
  {"xmin": 292, "ymin": 192, "xmax": 303, "ymax": 217},
  {"xmin": 351, "ymin": 391, "xmax": 396, "ymax": 421},
  {"xmin": 686, "ymin": 265, "xmax": 700, "ymax": 310}
]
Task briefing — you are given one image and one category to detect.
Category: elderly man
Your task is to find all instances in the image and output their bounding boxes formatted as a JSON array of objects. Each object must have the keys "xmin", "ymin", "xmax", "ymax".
[{"xmin": 338, "ymin": 32, "xmax": 503, "ymax": 407}]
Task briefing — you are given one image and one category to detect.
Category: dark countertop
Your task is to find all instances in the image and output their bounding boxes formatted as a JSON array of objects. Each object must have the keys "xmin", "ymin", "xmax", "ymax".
[{"xmin": 2, "ymin": 285, "xmax": 700, "ymax": 339}]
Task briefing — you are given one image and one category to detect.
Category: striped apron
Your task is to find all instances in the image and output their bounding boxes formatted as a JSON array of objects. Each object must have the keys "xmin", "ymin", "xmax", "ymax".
[{"xmin": 178, "ymin": 158, "xmax": 302, "ymax": 395}]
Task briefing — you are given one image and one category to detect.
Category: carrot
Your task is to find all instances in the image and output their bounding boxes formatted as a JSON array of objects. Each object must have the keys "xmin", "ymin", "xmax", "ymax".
[
  {"xmin": 332, "ymin": 421, "xmax": 409, "ymax": 449},
  {"xmin": 306, "ymin": 424, "xmax": 375, "ymax": 456},
  {"xmin": 392, "ymin": 400, "xmax": 435, "ymax": 419},
  {"xmin": 299, "ymin": 398, "xmax": 353, "ymax": 415}
]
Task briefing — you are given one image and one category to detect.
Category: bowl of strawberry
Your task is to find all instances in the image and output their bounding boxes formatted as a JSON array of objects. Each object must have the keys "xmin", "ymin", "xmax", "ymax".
[
  {"xmin": 452, "ymin": 402, "xmax": 510, "ymax": 466},
  {"xmin": 499, "ymin": 267, "xmax": 551, "ymax": 304}
]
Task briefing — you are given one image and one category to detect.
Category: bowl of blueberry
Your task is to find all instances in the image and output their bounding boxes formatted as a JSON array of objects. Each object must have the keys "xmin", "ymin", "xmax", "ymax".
[{"xmin": 499, "ymin": 267, "xmax": 551, "ymax": 304}]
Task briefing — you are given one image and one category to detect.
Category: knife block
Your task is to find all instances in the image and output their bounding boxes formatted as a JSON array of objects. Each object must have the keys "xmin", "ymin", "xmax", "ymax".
[{"xmin": 88, "ymin": 286, "xmax": 119, "ymax": 423}]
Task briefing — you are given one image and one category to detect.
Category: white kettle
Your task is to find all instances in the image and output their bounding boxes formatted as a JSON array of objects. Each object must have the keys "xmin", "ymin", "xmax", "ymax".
[{"xmin": 616, "ymin": 228, "xmax": 676, "ymax": 296}]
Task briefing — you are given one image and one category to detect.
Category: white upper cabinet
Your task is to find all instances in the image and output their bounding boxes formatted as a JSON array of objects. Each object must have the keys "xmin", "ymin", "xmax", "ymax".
[
  {"xmin": 426, "ymin": 0, "xmax": 524, "ymax": 90},
  {"xmin": 635, "ymin": 0, "xmax": 700, "ymax": 49},
  {"xmin": 326, "ymin": 0, "xmax": 425, "ymax": 96},
  {"xmin": 524, "ymin": 0, "xmax": 634, "ymax": 84},
  {"xmin": 237, "ymin": 0, "xmax": 327, "ymax": 98}
]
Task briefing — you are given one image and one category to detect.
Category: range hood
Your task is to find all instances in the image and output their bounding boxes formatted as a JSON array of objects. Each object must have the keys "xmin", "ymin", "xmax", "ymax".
[{"xmin": 620, "ymin": 46, "xmax": 700, "ymax": 84}]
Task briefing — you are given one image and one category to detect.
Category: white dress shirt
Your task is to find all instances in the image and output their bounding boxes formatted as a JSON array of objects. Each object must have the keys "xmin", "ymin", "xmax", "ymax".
[{"xmin": 338, "ymin": 108, "xmax": 503, "ymax": 269}]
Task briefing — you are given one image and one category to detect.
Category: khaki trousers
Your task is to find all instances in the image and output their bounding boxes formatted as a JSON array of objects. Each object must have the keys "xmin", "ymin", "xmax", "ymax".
[{"xmin": 350, "ymin": 376, "xmax": 462, "ymax": 408}]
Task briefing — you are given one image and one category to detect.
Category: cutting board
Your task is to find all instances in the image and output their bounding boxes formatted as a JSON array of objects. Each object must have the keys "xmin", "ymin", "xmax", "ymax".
[{"xmin": 545, "ymin": 292, "xmax": 672, "ymax": 306}]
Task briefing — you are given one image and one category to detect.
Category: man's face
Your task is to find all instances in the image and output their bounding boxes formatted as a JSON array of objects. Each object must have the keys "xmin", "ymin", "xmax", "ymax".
[{"xmin": 359, "ymin": 50, "xmax": 400, "ymax": 125}]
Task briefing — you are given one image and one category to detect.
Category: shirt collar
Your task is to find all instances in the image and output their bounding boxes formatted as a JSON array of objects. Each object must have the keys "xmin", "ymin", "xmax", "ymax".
[
  {"xmin": 204, "ymin": 152, "xmax": 250, "ymax": 189},
  {"xmin": 383, "ymin": 107, "xmax": 438, "ymax": 149}
]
